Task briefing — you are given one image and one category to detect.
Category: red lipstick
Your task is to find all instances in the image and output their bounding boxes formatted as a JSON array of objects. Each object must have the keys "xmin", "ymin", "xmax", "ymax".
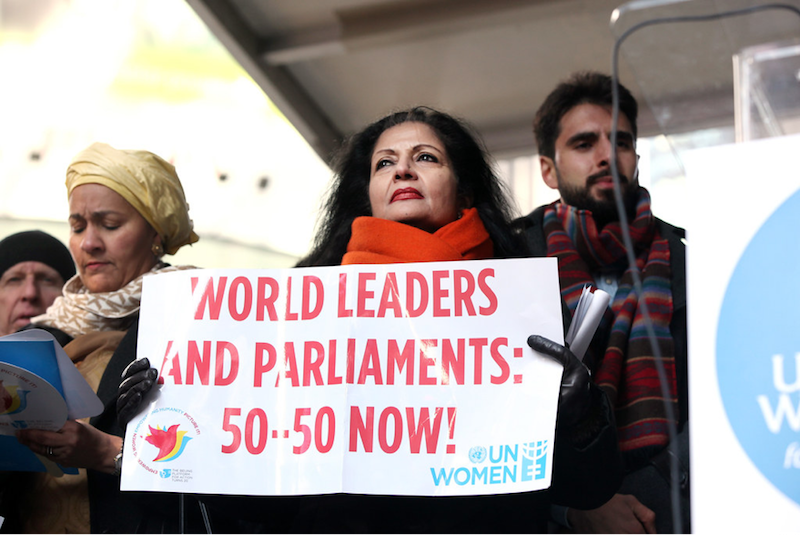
[{"xmin": 391, "ymin": 188, "xmax": 423, "ymax": 203}]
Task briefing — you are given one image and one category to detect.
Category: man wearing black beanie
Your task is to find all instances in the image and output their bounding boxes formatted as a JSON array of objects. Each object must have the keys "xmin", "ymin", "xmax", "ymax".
[{"xmin": 0, "ymin": 230, "xmax": 75, "ymax": 337}]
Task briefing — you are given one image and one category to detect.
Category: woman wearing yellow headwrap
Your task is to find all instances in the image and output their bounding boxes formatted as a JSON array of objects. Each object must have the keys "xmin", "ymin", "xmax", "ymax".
[{"xmin": 9, "ymin": 142, "xmax": 202, "ymax": 533}]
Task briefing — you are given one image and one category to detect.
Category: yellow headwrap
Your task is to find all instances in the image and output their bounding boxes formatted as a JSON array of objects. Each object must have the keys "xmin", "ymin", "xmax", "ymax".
[{"xmin": 66, "ymin": 142, "xmax": 199, "ymax": 255}]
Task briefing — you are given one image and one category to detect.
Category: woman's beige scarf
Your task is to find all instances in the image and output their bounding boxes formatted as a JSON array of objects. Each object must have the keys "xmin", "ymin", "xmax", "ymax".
[{"xmin": 32, "ymin": 263, "xmax": 194, "ymax": 338}]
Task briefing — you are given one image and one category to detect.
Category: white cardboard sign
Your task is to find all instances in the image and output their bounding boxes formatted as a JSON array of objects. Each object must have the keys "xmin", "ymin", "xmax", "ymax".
[
  {"xmin": 121, "ymin": 258, "xmax": 564, "ymax": 497},
  {"xmin": 685, "ymin": 134, "xmax": 800, "ymax": 533}
]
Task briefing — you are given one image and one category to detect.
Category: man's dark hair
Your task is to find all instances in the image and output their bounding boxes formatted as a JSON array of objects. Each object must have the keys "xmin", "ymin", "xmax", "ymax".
[
  {"xmin": 533, "ymin": 71, "xmax": 638, "ymax": 159},
  {"xmin": 298, "ymin": 106, "xmax": 523, "ymax": 266}
]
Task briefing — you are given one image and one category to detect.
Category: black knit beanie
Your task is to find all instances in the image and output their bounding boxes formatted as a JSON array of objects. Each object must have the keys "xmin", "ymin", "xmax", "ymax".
[{"xmin": 0, "ymin": 230, "xmax": 76, "ymax": 283}]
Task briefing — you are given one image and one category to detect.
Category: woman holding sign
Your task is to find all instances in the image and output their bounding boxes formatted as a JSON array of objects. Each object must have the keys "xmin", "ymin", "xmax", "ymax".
[
  {"xmin": 298, "ymin": 106, "xmax": 621, "ymax": 532},
  {"xmin": 7, "ymin": 142, "xmax": 208, "ymax": 533}
]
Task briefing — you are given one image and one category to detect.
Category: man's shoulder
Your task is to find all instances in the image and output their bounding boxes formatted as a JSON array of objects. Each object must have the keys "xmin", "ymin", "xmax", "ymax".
[
  {"xmin": 655, "ymin": 217, "xmax": 686, "ymax": 244},
  {"xmin": 655, "ymin": 217, "xmax": 687, "ymax": 305},
  {"xmin": 512, "ymin": 204, "xmax": 548, "ymax": 230},
  {"xmin": 513, "ymin": 204, "xmax": 548, "ymax": 222},
  {"xmin": 511, "ymin": 205, "xmax": 549, "ymax": 256}
]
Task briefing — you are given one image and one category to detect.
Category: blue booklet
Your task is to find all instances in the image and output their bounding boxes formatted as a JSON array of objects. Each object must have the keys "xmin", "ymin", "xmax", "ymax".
[{"xmin": 0, "ymin": 330, "xmax": 103, "ymax": 475}]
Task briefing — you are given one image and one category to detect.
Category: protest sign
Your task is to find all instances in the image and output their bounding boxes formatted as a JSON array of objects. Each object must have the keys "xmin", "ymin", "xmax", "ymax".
[
  {"xmin": 122, "ymin": 257, "xmax": 564, "ymax": 497},
  {"xmin": 685, "ymin": 134, "xmax": 800, "ymax": 532}
]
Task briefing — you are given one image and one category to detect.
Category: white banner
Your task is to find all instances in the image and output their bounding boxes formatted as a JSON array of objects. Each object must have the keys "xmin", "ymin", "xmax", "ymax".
[
  {"xmin": 685, "ymin": 134, "xmax": 800, "ymax": 533},
  {"xmin": 121, "ymin": 258, "xmax": 564, "ymax": 497}
]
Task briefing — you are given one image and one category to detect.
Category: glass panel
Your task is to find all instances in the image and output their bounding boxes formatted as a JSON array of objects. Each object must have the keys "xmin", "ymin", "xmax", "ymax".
[
  {"xmin": 734, "ymin": 38, "xmax": 800, "ymax": 142},
  {"xmin": 609, "ymin": 0, "xmax": 799, "ymax": 150}
]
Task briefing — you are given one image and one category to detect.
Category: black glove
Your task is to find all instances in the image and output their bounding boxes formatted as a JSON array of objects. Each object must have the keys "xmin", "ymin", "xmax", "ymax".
[
  {"xmin": 117, "ymin": 358, "xmax": 158, "ymax": 427},
  {"xmin": 527, "ymin": 335, "xmax": 593, "ymax": 428}
]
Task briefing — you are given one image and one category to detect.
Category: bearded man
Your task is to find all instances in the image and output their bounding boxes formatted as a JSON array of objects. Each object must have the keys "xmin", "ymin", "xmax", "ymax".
[{"xmin": 514, "ymin": 71, "xmax": 690, "ymax": 534}]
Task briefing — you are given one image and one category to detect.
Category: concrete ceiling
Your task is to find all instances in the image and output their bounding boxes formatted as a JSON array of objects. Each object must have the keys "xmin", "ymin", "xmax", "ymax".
[{"xmin": 185, "ymin": 0, "xmax": 800, "ymax": 163}]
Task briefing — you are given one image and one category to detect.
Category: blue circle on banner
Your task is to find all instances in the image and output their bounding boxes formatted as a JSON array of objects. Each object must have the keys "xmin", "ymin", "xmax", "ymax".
[{"xmin": 717, "ymin": 187, "xmax": 800, "ymax": 506}]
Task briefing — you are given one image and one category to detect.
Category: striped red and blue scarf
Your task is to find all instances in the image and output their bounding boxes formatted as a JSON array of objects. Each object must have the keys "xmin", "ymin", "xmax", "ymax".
[{"xmin": 543, "ymin": 187, "xmax": 677, "ymax": 453}]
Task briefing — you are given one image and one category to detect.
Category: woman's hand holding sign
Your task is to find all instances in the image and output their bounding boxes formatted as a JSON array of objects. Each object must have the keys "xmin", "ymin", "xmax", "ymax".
[
  {"xmin": 528, "ymin": 334, "xmax": 623, "ymax": 511},
  {"xmin": 527, "ymin": 335, "xmax": 594, "ymax": 428},
  {"xmin": 117, "ymin": 358, "xmax": 158, "ymax": 427}
]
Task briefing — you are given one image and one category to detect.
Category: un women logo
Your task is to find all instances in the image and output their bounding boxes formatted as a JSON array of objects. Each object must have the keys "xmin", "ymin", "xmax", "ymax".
[{"xmin": 468, "ymin": 446, "xmax": 487, "ymax": 463}]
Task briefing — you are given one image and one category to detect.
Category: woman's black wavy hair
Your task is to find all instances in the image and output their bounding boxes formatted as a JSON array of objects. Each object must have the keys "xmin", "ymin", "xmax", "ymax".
[{"xmin": 297, "ymin": 106, "xmax": 524, "ymax": 267}]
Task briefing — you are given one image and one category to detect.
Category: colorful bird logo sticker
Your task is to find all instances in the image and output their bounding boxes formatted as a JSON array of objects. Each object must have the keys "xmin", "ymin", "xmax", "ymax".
[
  {"xmin": 145, "ymin": 424, "xmax": 192, "ymax": 462},
  {"xmin": 0, "ymin": 380, "xmax": 30, "ymax": 415}
]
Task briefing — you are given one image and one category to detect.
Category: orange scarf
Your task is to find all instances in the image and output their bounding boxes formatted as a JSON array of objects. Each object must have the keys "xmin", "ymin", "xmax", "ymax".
[{"xmin": 342, "ymin": 207, "xmax": 494, "ymax": 264}]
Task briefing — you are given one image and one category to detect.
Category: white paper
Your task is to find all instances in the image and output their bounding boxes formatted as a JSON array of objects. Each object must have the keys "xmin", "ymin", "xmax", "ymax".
[{"xmin": 565, "ymin": 286, "xmax": 610, "ymax": 360}]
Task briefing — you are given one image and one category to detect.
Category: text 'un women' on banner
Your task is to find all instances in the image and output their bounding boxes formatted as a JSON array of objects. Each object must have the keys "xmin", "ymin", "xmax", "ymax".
[{"xmin": 121, "ymin": 258, "xmax": 564, "ymax": 497}]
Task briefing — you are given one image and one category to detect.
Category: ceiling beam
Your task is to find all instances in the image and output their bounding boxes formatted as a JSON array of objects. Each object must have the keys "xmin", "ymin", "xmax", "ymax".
[
  {"xmin": 261, "ymin": 0, "xmax": 562, "ymax": 66},
  {"xmin": 186, "ymin": 0, "xmax": 344, "ymax": 164}
]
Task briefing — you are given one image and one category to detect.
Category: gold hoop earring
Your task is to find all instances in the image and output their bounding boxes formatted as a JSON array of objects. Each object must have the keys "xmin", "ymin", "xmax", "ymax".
[{"xmin": 151, "ymin": 243, "xmax": 164, "ymax": 258}]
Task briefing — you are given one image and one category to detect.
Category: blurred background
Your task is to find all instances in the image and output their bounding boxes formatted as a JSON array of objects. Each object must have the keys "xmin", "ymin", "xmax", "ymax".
[{"xmin": 1, "ymin": 0, "xmax": 798, "ymax": 268}]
